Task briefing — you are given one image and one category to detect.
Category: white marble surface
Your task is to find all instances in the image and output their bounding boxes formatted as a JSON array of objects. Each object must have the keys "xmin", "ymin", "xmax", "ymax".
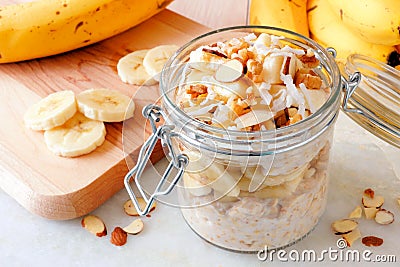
[{"xmin": 1, "ymin": 112, "xmax": 399, "ymax": 267}]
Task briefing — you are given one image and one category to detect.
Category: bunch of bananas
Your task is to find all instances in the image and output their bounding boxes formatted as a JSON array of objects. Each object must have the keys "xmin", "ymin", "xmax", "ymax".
[
  {"xmin": 249, "ymin": 0, "xmax": 400, "ymax": 67},
  {"xmin": 0, "ymin": 0, "xmax": 173, "ymax": 63}
]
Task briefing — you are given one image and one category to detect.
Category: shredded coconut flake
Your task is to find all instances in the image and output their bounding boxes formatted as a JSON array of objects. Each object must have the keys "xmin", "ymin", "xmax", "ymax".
[
  {"xmin": 299, "ymin": 83, "xmax": 316, "ymax": 113},
  {"xmin": 281, "ymin": 74, "xmax": 305, "ymax": 109},
  {"xmin": 244, "ymin": 33, "xmax": 257, "ymax": 43},
  {"xmin": 186, "ymin": 103, "xmax": 220, "ymax": 117},
  {"xmin": 259, "ymin": 82, "xmax": 273, "ymax": 105},
  {"xmin": 281, "ymin": 45, "xmax": 306, "ymax": 55}
]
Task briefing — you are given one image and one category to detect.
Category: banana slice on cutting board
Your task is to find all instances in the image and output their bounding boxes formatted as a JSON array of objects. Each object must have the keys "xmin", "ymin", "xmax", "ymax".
[
  {"xmin": 24, "ymin": 90, "xmax": 77, "ymax": 131},
  {"xmin": 143, "ymin": 44, "xmax": 179, "ymax": 81},
  {"xmin": 44, "ymin": 112, "xmax": 106, "ymax": 157},
  {"xmin": 76, "ymin": 88, "xmax": 135, "ymax": 122},
  {"xmin": 117, "ymin": 49, "xmax": 158, "ymax": 86}
]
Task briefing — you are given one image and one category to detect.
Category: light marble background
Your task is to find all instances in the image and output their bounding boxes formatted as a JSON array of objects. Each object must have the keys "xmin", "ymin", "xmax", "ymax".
[{"xmin": 1, "ymin": 1, "xmax": 399, "ymax": 266}]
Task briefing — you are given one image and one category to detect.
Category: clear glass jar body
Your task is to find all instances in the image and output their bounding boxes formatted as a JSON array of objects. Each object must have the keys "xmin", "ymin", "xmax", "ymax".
[{"xmin": 160, "ymin": 26, "xmax": 341, "ymax": 252}]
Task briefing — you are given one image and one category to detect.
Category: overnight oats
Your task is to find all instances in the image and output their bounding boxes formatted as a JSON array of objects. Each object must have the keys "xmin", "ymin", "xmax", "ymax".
[{"xmin": 156, "ymin": 27, "xmax": 342, "ymax": 252}]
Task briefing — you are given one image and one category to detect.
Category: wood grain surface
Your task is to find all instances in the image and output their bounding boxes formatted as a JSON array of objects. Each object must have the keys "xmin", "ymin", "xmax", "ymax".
[{"xmin": 0, "ymin": 8, "xmax": 209, "ymax": 220}]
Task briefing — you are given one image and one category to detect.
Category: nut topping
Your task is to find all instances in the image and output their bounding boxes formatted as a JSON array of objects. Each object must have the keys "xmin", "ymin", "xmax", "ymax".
[{"xmin": 215, "ymin": 59, "xmax": 244, "ymax": 83}]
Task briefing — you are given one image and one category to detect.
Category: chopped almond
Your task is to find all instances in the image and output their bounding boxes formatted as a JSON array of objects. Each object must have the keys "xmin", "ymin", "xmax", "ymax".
[
  {"xmin": 123, "ymin": 198, "xmax": 156, "ymax": 216},
  {"xmin": 364, "ymin": 207, "xmax": 379, "ymax": 219},
  {"xmin": 342, "ymin": 228, "xmax": 361, "ymax": 247},
  {"xmin": 375, "ymin": 209, "xmax": 394, "ymax": 225},
  {"xmin": 123, "ymin": 218, "xmax": 144, "ymax": 235},
  {"xmin": 362, "ymin": 195, "xmax": 384, "ymax": 208},
  {"xmin": 215, "ymin": 59, "xmax": 244, "ymax": 83},
  {"xmin": 331, "ymin": 219, "xmax": 358, "ymax": 234},
  {"xmin": 348, "ymin": 206, "xmax": 363, "ymax": 219},
  {"xmin": 81, "ymin": 215, "xmax": 107, "ymax": 237},
  {"xmin": 364, "ymin": 188, "xmax": 375, "ymax": 199}
]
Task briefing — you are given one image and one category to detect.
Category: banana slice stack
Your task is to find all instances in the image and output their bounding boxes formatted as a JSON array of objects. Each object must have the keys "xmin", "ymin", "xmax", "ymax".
[
  {"xmin": 117, "ymin": 45, "xmax": 179, "ymax": 86},
  {"xmin": 24, "ymin": 89, "xmax": 135, "ymax": 157}
]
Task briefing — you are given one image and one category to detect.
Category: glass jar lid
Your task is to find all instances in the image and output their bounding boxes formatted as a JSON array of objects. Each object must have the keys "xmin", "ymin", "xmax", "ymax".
[{"xmin": 342, "ymin": 54, "xmax": 400, "ymax": 148}]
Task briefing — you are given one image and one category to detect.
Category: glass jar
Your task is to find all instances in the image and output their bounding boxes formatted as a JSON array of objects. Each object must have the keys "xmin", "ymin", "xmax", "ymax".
[{"xmin": 124, "ymin": 26, "xmax": 344, "ymax": 253}]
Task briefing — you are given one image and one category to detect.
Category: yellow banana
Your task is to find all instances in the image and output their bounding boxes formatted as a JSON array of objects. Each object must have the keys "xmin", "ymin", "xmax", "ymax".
[
  {"xmin": 249, "ymin": 0, "xmax": 309, "ymax": 37},
  {"xmin": 0, "ymin": 0, "xmax": 173, "ymax": 63},
  {"xmin": 307, "ymin": 0, "xmax": 395, "ymax": 63},
  {"xmin": 327, "ymin": 0, "xmax": 400, "ymax": 46}
]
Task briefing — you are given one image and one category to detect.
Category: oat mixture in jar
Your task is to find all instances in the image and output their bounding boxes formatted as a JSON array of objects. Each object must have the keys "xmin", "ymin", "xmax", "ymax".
[{"xmin": 132, "ymin": 26, "xmax": 343, "ymax": 253}]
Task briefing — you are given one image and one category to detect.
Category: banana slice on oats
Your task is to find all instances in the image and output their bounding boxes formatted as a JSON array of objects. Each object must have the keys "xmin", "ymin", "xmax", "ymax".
[
  {"xmin": 143, "ymin": 44, "xmax": 179, "ymax": 81},
  {"xmin": 117, "ymin": 49, "xmax": 158, "ymax": 86},
  {"xmin": 183, "ymin": 173, "xmax": 212, "ymax": 197},
  {"xmin": 184, "ymin": 150, "xmax": 240, "ymax": 197},
  {"xmin": 76, "ymin": 88, "xmax": 135, "ymax": 122},
  {"xmin": 44, "ymin": 112, "xmax": 106, "ymax": 157},
  {"xmin": 24, "ymin": 90, "xmax": 77, "ymax": 131}
]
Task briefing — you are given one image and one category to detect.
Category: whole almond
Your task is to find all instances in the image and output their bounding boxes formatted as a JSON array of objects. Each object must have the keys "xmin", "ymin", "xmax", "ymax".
[
  {"xmin": 362, "ymin": 236, "xmax": 383, "ymax": 247},
  {"xmin": 111, "ymin": 227, "xmax": 127, "ymax": 246}
]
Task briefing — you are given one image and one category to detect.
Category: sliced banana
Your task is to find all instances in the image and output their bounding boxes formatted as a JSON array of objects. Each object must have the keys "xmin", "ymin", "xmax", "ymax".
[
  {"xmin": 240, "ymin": 172, "xmax": 303, "ymax": 199},
  {"xmin": 183, "ymin": 173, "xmax": 212, "ymax": 197},
  {"xmin": 44, "ymin": 112, "xmax": 106, "ymax": 157},
  {"xmin": 117, "ymin": 49, "xmax": 157, "ymax": 86},
  {"xmin": 76, "ymin": 88, "xmax": 135, "ymax": 122},
  {"xmin": 242, "ymin": 163, "xmax": 308, "ymax": 188},
  {"xmin": 143, "ymin": 44, "xmax": 179, "ymax": 81},
  {"xmin": 24, "ymin": 90, "xmax": 77, "ymax": 131}
]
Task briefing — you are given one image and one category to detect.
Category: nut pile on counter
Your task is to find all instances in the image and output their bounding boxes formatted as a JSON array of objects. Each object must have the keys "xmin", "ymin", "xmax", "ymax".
[
  {"xmin": 172, "ymin": 32, "xmax": 333, "ymax": 251},
  {"xmin": 81, "ymin": 198, "xmax": 156, "ymax": 246},
  {"xmin": 331, "ymin": 188, "xmax": 395, "ymax": 248}
]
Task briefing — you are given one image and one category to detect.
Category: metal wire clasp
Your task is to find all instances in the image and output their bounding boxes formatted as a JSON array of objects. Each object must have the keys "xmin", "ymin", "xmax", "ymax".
[
  {"xmin": 124, "ymin": 104, "xmax": 188, "ymax": 216},
  {"xmin": 341, "ymin": 72, "xmax": 362, "ymax": 114}
]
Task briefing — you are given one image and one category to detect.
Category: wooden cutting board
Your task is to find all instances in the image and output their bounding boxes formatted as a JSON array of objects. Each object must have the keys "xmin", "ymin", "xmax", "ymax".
[{"xmin": 0, "ymin": 8, "xmax": 209, "ymax": 220}]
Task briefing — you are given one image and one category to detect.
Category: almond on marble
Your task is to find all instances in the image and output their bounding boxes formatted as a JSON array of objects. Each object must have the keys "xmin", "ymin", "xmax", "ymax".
[
  {"xmin": 81, "ymin": 215, "xmax": 107, "ymax": 237},
  {"xmin": 110, "ymin": 227, "xmax": 127, "ymax": 246}
]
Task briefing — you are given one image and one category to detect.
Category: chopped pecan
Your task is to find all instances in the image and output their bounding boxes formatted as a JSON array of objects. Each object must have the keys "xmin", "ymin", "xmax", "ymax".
[
  {"xmin": 289, "ymin": 113, "xmax": 302, "ymax": 125},
  {"xmin": 246, "ymin": 59, "xmax": 263, "ymax": 76},
  {"xmin": 186, "ymin": 84, "xmax": 208, "ymax": 99},
  {"xmin": 298, "ymin": 54, "xmax": 320, "ymax": 68},
  {"xmin": 294, "ymin": 72, "xmax": 322, "ymax": 89},
  {"xmin": 231, "ymin": 99, "xmax": 251, "ymax": 117}
]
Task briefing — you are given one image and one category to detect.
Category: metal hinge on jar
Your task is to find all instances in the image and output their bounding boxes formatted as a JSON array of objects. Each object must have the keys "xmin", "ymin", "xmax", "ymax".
[{"xmin": 124, "ymin": 105, "xmax": 188, "ymax": 216}]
